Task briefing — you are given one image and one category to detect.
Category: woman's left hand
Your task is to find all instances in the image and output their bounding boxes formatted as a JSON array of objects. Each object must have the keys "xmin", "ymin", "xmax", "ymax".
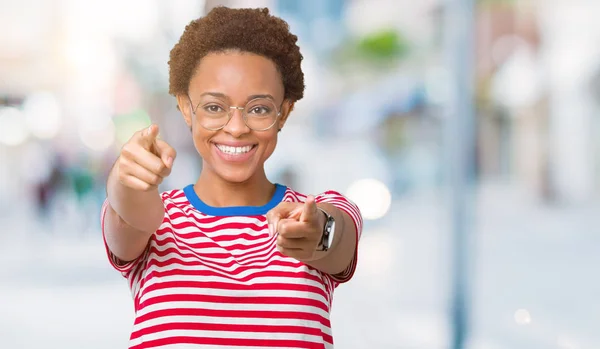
[{"xmin": 266, "ymin": 195, "xmax": 326, "ymax": 262}]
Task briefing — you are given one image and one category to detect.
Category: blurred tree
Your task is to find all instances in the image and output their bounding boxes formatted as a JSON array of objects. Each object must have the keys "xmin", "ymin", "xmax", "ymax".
[
  {"xmin": 333, "ymin": 28, "xmax": 411, "ymax": 69},
  {"xmin": 113, "ymin": 108, "xmax": 152, "ymax": 146},
  {"xmin": 356, "ymin": 29, "xmax": 409, "ymax": 61}
]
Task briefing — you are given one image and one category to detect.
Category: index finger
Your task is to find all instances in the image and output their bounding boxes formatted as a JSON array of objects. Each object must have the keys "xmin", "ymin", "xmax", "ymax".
[
  {"xmin": 138, "ymin": 124, "xmax": 160, "ymax": 150},
  {"xmin": 266, "ymin": 202, "xmax": 300, "ymax": 237},
  {"xmin": 267, "ymin": 202, "xmax": 301, "ymax": 219}
]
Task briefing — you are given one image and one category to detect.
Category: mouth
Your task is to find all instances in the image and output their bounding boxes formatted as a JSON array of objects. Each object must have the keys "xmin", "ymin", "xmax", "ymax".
[
  {"xmin": 214, "ymin": 143, "xmax": 256, "ymax": 155},
  {"xmin": 212, "ymin": 142, "xmax": 258, "ymax": 162}
]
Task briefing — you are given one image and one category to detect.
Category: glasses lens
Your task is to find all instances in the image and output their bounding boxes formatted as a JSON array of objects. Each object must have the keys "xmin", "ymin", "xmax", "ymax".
[
  {"xmin": 244, "ymin": 98, "xmax": 278, "ymax": 130},
  {"xmin": 195, "ymin": 100, "xmax": 230, "ymax": 130}
]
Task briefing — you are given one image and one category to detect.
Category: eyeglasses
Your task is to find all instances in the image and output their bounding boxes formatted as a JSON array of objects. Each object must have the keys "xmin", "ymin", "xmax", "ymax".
[{"xmin": 188, "ymin": 96, "xmax": 282, "ymax": 131}]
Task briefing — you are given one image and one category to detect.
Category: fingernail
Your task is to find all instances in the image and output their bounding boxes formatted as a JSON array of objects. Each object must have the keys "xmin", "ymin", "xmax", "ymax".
[
  {"xmin": 268, "ymin": 223, "xmax": 273, "ymax": 237},
  {"xmin": 147, "ymin": 125, "xmax": 152, "ymax": 136},
  {"xmin": 167, "ymin": 157, "xmax": 173, "ymax": 167}
]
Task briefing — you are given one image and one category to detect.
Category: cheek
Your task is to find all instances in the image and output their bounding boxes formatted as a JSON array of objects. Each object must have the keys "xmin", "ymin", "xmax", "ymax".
[
  {"xmin": 259, "ymin": 133, "xmax": 278, "ymax": 157},
  {"xmin": 191, "ymin": 126, "xmax": 214, "ymax": 156}
]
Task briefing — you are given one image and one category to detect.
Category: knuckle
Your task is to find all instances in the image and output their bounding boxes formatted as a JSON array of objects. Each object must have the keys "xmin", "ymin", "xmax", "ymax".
[
  {"xmin": 121, "ymin": 144, "xmax": 133, "ymax": 157},
  {"xmin": 278, "ymin": 224, "xmax": 287, "ymax": 236},
  {"xmin": 117, "ymin": 161, "xmax": 129, "ymax": 178},
  {"xmin": 276, "ymin": 235, "xmax": 286, "ymax": 246},
  {"xmin": 116, "ymin": 158, "xmax": 125, "ymax": 171},
  {"xmin": 122, "ymin": 143, "xmax": 141, "ymax": 158},
  {"xmin": 154, "ymin": 162, "xmax": 166, "ymax": 174},
  {"xmin": 150, "ymin": 174, "xmax": 162, "ymax": 185},
  {"xmin": 146, "ymin": 174, "xmax": 157, "ymax": 185},
  {"xmin": 121, "ymin": 177, "xmax": 137, "ymax": 190},
  {"xmin": 118, "ymin": 175, "xmax": 128, "ymax": 186}
]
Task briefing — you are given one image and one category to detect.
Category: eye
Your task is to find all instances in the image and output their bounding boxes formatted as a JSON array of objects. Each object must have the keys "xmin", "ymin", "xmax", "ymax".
[
  {"xmin": 248, "ymin": 106, "xmax": 272, "ymax": 115},
  {"xmin": 204, "ymin": 105, "xmax": 225, "ymax": 113}
]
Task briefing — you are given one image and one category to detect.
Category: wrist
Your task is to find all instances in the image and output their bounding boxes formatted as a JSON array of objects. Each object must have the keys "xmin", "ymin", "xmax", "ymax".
[
  {"xmin": 316, "ymin": 205, "xmax": 328, "ymax": 232},
  {"xmin": 316, "ymin": 206, "xmax": 335, "ymax": 252}
]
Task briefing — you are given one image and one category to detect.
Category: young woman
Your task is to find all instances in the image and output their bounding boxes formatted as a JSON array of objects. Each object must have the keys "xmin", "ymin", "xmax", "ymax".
[{"xmin": 102, "ymin": 7, "xmax": 363, "ymax": 349}]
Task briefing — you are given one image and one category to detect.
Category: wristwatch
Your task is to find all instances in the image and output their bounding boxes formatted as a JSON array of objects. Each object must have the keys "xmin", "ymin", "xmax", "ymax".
[{"xmin": 316, "ymin": 207, "xmax": 335, "ymax": 251}]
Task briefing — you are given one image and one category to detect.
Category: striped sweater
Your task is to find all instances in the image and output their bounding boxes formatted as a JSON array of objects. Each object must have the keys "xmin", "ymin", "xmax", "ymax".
[{"xmin": 101, "ymin": 184, "xmax": 363, "ymax": 348}]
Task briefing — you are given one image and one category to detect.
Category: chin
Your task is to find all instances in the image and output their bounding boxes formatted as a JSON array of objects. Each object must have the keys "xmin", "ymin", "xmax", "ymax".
[{"xmin": 215, "ymin": 167, "xmax": 257, "ymax": 184}]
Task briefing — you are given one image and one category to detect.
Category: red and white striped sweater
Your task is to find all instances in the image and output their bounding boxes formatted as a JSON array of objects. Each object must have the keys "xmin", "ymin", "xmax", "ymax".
[{"xmin": 101, "ymin": 184, "xmax": 362, "ymax": 348}]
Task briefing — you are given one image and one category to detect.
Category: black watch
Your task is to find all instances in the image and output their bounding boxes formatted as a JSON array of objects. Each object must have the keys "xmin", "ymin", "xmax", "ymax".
[{"xmin": 316, "ymin": 207, "xmax": 335, "ymax": 251}]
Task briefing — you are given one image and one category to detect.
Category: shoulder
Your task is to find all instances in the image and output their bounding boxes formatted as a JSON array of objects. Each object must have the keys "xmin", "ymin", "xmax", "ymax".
[
  {"xmin": 158, "ymin": 188, "xmax": 192, "ymax": 214},
  {"xmin": 281, "ymin": 186, "xmax": 306, "ymax": 203},
  {"xmin": 160, "ymin": 188, "xmax": 187, "ymax": 202},
  {"xmin": 283, "ymin": 186, "xmax": 348, "ymax": 203}
]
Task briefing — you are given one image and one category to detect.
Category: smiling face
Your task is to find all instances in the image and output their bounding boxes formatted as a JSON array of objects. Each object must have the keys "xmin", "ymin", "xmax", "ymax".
[{"xmin": 177, "ymin": 51, "xmax": 292, "ymax": 185}]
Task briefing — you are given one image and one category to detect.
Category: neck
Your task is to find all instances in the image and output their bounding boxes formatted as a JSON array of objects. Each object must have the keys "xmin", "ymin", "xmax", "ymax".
[{"xmin": 194, "ymin": 166, "xmax": 276, "ymax": 208}]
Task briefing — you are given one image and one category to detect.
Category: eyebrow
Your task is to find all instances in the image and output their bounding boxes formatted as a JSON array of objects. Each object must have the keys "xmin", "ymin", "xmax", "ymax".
[{"xmin": 199, "ymin": 92, "xmax": 276, "ymax": 101}]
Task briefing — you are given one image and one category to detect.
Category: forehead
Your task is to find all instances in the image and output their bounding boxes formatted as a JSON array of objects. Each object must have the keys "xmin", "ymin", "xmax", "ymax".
[{"xmin": 189, "ymin": 51, "xmax": 284, "ymax": 100}]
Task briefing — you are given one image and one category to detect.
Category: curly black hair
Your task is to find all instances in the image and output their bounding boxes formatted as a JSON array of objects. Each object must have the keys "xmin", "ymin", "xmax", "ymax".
[{"xmin": 168, "ymin": 7, "xmax": 305, "ymax": 102}]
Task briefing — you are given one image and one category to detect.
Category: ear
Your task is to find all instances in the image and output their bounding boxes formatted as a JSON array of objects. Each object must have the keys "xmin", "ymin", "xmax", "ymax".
[
  {"xmin": 277, "ymin": 100, "xmax": 294, "ymax": 131},
  {"xmin": 176, "ymin": 94, "xmax": 193, "ymax": 128}
]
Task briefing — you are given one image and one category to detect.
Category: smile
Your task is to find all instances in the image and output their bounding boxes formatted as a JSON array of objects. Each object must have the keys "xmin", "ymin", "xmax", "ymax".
[{"xmin": 215, "ymin": 144, "xmax": 255, "ymax": 155}]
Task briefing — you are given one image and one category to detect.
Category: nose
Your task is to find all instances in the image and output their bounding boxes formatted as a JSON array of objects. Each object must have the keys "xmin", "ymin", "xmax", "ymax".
[{"xmin": 222, "ymin": 107, "xmax": 250, "ymax": 137}]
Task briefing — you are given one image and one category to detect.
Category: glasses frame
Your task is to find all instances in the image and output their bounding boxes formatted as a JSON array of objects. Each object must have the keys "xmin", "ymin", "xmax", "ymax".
[{"xmin": 188, "ymin": 95, "xmax": 282, "ymax": 131}]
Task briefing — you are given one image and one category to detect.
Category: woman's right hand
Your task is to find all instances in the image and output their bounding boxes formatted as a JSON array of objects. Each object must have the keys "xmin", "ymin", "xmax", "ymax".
[
  {"xmin": 117, "ymin": 124, "xmax": 177, "ymax": 192},
  {"xmin": 104, "ymin": 124, "xmax": 177, "ymax": 262}
]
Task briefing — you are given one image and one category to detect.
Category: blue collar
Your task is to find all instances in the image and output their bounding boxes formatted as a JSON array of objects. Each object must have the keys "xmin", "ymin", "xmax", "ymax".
[{"xmin": 183, "ymin": 184, "xmax": 287, "ymax": 216}]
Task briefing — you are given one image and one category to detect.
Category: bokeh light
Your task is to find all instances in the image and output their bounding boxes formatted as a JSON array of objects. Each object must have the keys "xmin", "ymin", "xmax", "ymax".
[
  {"xmin": 346, "ymin": 178, "xmax": 392, "ymax": 220},
  {"xmin": 79, "ymin": 118, "xmax": 116, "ymax": 152},
  {"xmin": 0, "ymin": 107, "xmax": 29, "ymax": 146},
  {"xmin": 514, "ymin": 309, "xmax": 532, "ymax": 325},
  {"xmin": 22, "ymin": 92, "xmax": 62, "ymax": 139}
]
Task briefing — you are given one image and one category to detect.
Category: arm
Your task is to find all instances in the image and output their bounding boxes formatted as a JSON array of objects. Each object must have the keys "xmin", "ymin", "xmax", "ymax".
[
  {"xmin": 104, "ymin": 124, "xmax": 176, "ymax": 262},
  {"xmin": 268, "ymin": 192, "xmax": 362, "ymax": 281},
  {"xmin": 305, "ymin": 202, "xmax": 357, "ymax": 276},
  {"xmin": 104, "ymin": 176, "xmax": 163, "ymax": 262}
]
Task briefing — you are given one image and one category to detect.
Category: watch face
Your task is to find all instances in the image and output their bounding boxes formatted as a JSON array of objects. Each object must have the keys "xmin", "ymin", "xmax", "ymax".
[
  {"xmin": 317, "ymin": 208, "xmax": 335, "ymax": 251},
  {"xmin": 324, "ymin": 220, "xmax": 335, "ymax": 248},
  {"xmin": 327, "ymin": 221, "xmax": 335, "ymax": 247}
]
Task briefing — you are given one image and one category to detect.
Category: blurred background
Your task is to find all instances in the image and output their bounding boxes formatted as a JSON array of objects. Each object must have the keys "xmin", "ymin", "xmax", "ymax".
[{"xmin": 1, "ymin": 0, "xmax": 599, "ymax": 348}]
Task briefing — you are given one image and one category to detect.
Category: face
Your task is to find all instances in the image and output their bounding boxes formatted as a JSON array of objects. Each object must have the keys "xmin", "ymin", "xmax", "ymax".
[{"xmin": 177, "ymin": 51, "xmax": 292, "ymax": 184}]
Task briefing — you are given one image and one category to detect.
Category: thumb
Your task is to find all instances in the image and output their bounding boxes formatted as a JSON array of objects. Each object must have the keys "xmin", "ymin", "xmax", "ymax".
[{"xmin": 300, "ymin": 195, "xmax": 318, "ymax": 223}]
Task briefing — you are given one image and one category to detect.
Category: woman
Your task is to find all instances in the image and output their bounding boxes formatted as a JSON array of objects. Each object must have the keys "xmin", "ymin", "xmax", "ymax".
[{"xmin": 102, "ymin": 7, "xmax": 362, "ymax": 349}]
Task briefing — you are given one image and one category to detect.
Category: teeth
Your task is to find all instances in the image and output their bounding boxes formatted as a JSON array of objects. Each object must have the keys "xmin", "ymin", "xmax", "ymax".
[{"xmin": 216, "ymin": 144, "xmax": 253, "ymax": 155}]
